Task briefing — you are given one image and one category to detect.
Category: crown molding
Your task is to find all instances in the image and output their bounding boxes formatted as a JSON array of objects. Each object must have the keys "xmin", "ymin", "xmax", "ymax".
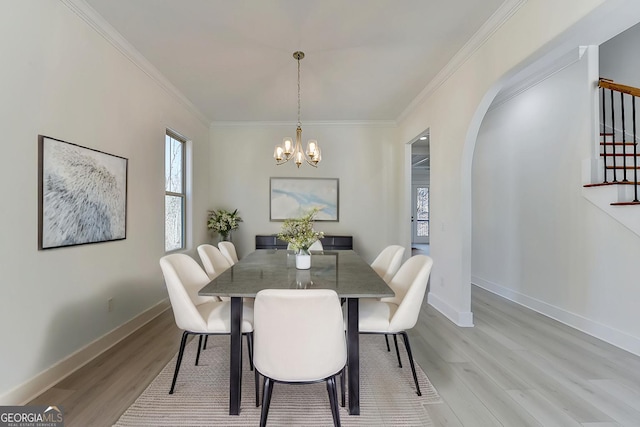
[
  {"xmin": 396, "ymin": 0, "xmax": 527, "ymax": 123},
  {"xmin": 210, "ymin": 120, "xmax": 398, "ymax": 128},
  {"xmin": 59, "ymin": 0, "xmax": 210, "ymax": 126}
]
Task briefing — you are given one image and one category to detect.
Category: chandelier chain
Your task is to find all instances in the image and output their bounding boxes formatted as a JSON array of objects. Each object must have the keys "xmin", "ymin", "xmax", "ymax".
[{"xmin": 297, "ymin": 55, "xmax": 301, "ymax": 126}]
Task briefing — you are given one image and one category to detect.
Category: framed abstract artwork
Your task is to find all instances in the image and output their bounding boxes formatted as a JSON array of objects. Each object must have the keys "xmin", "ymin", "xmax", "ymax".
[
  {"xmin": 270, "ymin": 177, "xmax": 339, "ymax": 221},
  {"xmin": 38, "ymin": 135, "xmax": 128, "ymax": 249}
]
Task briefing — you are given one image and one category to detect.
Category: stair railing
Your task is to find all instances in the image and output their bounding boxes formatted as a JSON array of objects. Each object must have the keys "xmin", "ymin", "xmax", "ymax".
[{"xmin": 599, "ymin": 78, "xmax": 639, "ymax": 203}]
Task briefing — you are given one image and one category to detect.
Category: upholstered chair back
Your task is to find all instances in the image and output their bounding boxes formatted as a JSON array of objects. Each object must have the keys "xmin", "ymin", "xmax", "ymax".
[
  {"xmin": 371, "ymin": 245, "xmax": 405, "ymax": 283},
  {"xmin": 197, "ymin": 244, "xmax": 232, "ymax": 279},
  {"xmin": 218, "ymin": 241, "xmax": 239, "ymax": 264},
  {"xmin": 286, "ymin": 240, "xmax": 324, "ymax": 251},
  {"xmin": 253, "ymin": 289, "xmax": 346, "ymax": 382},
  {"xmin": 387, "ymin": 255, "xmax": 433, "ymax": 333},
  {"xmin": 159, "ymin": 254, "xmax": 212, "ymax": 332}
]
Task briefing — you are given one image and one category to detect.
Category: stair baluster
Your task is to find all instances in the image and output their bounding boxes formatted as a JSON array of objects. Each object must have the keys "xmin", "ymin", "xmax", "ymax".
[
  {"xmin": 633, "ymin": 96, "xmax": 638, "ymax": 202},
  {"xmin": 621, "ymin": 91, "xmax": 628, "ymax": 182},
  {"xmin": 602, "ymin": 85, "xmax": 608, "ymax": 183},
  {"xmin": 610, "ymin": 88, "xmax": 618, "ymax": 182}
]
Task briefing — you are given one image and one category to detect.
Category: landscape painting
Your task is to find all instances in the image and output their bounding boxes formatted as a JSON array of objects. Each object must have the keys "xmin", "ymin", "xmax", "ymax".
[
  {"xmin": 38, "ymin": 135, "xmax": 128, "ymax": 249},
  {"xmin": 270, "ymin": 177, "xmax": 339, "ymax": 221}
]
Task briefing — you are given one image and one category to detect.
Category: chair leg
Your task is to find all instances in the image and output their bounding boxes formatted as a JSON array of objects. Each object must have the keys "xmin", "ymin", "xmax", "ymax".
[
  {"xmin": 195, "ymin": 335, "xmax": 203, "ymax": 366},
  {"xmin": 384, "ymin": 334, "xmax": 390, "ymax": 352},
  {"xmin": 169, "ymin": 331, "xmax": 189, "ymax": 394},
  {"xmin": 393, "ymin": 334, "xmax": 402, "ymax": 368},
  {"xmin": 203, "ymin": 335, "xmax": 208, "ymax": 350},
  {"xmin": 246, "ymin": 332, "xmax": 254, "ymax": 371},
  {"xmin": 259, "ymin": 377, "xmax": 274, "ymax": 427},
  {"xmin": 400, "ymin": 331, "xmax": 421, "ymax": 396},
  {"xmin": 340, "ymin": 368, "xmax": 345, "ymax": 408},
  {"xmin": 326, "ymin": 376, "xmax": 341, "ymax": 427},
  {"xmin": 255, "ymin": 369, "xmax": 260, "ymax": 407}
]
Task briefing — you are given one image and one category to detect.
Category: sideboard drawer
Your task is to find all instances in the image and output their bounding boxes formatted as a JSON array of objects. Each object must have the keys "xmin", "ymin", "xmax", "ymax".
[
  {"xmin": 255, "ymin": 234, "xmax": 353, "ymax": 250},
  {"xmin": 255, "ymin": 235, "xmax": 288, "ymax": 250},
  {"xmin": 320, "ymin": 236, "xmax": 353, "ymax": 250}
]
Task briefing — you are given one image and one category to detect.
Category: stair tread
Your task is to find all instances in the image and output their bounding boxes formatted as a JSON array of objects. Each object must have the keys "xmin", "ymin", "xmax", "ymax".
[
  {"xmin": 600, "ymin": 153, "xmax": 640, "ymax": 156},
  {"xmin": 600, "ymin": 142, "xmax": 637, "ymax": 145},
  {"xmin": 584, "ymin": 182, "xmax": 640, "ymax": 187},
  {"xmin": 611, "ymin": 201, "xmax": 640, "ymax": 206}
]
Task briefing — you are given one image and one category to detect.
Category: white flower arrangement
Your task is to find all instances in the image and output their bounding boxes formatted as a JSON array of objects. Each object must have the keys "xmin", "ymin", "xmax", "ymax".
[
  {"xmin": 207, "ymin": 209, "xmax": 242, "ymax": 239},
  {"xmin": 277, "ymin": 208, "xmax": 324, "ymax": 252}
]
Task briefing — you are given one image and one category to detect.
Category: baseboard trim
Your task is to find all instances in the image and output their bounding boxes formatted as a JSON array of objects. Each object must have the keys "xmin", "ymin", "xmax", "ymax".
[
  {"xmin": 472, "ymin": 276, "xmax": 640, "ymax": 357},
  {"xmin": 427, "ymin": 291, "xmax": 474, "ymax": 327},
  {"xmin": 0, "ymin": 299, "xmax": 170, "ymax": 405}
]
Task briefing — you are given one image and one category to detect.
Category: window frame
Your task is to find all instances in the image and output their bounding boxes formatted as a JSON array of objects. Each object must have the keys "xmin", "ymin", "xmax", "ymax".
[{"xmin": 165, "ymin": 130, "xmax": 187, "ymax": 252}]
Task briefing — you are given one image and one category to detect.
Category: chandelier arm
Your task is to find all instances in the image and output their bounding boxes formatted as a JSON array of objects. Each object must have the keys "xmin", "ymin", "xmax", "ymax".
[{"xmin": 274, "ymin": 150, "xmax": 292, "ymax": 164}]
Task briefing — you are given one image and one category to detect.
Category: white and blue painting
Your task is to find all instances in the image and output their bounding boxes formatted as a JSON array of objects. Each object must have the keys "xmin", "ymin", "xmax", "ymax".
[
  {"xmin": 40, "ymin": 136, "xmax": 127, "ymax": 249},
  {"xmin": 270, "ymin": 178, "xmax": 339, "ymax": 221}
]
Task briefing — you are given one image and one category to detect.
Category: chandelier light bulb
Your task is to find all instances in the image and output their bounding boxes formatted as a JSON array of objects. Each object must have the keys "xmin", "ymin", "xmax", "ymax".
[
  {"xmin": 273, "ymin": 145, "xmax": 284, "ymax": 161},
  {"xmin": 307, "ymin": 140, "xmax": 317, "ymax": 156},
  {"xmin": 283, "ymin": 137, "xmax": 293, "ymax": 155}
]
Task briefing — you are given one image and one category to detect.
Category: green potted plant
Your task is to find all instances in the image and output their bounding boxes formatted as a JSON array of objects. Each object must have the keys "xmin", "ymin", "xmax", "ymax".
[
  {"xmin": 207, "ymin": 208, "xmax": 242, "ymax": 242},
  {"xmin": 278, "ymin": 208, "xmax": 324, "ymax": 269}
]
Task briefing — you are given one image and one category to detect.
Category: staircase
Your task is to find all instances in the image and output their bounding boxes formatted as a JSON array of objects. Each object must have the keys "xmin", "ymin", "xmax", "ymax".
[{"xmin": 583, "ymin": 78, "xmax": 640, "ymax": 206}]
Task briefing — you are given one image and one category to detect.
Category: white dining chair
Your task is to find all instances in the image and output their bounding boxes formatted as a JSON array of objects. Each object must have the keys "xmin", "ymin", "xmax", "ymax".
[
  {"xmin": 371, "ymin": 245, "xmax": 405, "ymax": 284},
  {"xmin": 218, "ymin": 241, "xmax": 239, "ymax": 265},
  {"xmin": 197, "ymin": 244, "xmax": 232, "ymax": 280},
  {"xmin": 253, "ymin": 289, "xmax": 346, "ymax": 427},
  {"xmin": 159, "ymin": 253, "xmax": 254, "ymax": 394},
  {"xmin": 357, "ymin": 254, "xmax": 433, "ymax": 396},
  {"xmin": 198, "ymin": 243, "xmax": 253, "ymax": 349},
  {"xmin": 370, "ymin": 245, "xmax": 406, "ymax": 353}
]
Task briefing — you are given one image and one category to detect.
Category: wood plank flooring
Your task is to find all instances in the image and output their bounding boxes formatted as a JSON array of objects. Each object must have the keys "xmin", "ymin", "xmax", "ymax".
[
  {"xmin": 29, "ymin": 286, "xmax": 640, "ymax": 426},
  {"xmin": 28, "ymin": 310, "xmax": 183, "ymax": 426}
]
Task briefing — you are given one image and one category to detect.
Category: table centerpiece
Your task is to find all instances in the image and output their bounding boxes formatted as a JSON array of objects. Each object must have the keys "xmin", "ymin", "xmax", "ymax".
[{"xmin": 278, "ymin": 208, "xmax": 324, "ymax": 269}]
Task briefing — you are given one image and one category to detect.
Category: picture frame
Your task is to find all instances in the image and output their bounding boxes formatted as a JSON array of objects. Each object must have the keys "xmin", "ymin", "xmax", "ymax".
[
  {"xmin": 270, "ymin": 177, "xmax": 339, "ymax": 221},
  {"xmin": 38, "ymin": 135, "xmax": 128, "ymax": 250}
]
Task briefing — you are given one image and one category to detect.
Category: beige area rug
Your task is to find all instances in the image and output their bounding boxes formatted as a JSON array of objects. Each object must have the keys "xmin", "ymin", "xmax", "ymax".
[{"xmin": 115, "ymin": 334, "xmax": 440, "ymax": 426}]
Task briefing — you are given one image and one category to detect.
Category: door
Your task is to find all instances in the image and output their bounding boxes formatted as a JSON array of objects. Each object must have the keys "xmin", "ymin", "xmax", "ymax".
[{"xmin": 412, "ymin": 184, "xmax": 429, "ymax": 244}]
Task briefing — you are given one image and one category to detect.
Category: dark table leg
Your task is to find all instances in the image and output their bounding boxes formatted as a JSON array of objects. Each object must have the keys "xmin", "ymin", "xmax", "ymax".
[
  {"xmin": 346, "ymin": 298, "xmax": 360, "ymax": 415},
  {"xmin": 229, "ymin": 297, "xmax": 243, "ymax": 415}
]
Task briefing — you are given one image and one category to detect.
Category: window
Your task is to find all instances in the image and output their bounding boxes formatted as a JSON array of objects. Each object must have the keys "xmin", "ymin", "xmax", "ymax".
[
  {"xmin": 165, "ymin": 131, "xmax": 186, "ymax": 251},
  {"xmin": 416, "ymin": 186, "xmax": 429, "ymax": 238}
]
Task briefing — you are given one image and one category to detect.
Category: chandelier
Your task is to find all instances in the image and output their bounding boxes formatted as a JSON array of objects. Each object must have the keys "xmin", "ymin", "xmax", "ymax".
[{"xmin": 273, "ymin": 51, "xmax": 321, "ymax": 168}]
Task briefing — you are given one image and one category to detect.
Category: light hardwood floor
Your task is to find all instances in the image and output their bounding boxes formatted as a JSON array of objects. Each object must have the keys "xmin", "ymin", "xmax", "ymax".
[{"xmin": 29, "ymin": 286, "xmax": 640, "ymax": 426}]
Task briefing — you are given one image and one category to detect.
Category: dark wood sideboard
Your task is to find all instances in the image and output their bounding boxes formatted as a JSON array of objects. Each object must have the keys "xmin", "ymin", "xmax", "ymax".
[{"xmin": 255, "ymin": 234, "xmax": 353, "ymax": 250}]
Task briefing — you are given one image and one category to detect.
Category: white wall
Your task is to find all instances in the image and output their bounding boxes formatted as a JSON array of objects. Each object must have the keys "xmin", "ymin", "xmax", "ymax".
[
  {"xmin": 397, "ymin": 0, "xmax": 640, "ymax": 327},
  {"xmin": 209, "ymin": 123, "xmax": 403, "ymax": 263},
  {"xmin": 472, "ymin": 53, "xmax": 640, "ymax": 355},
  {"xmin": 600, "ymin": 21, "xmax": 640, "ymax": 87},
  {"xmin": 599, "ymin": 21, "xmax": 640, "ymax": 149},
  {"xmin": 0, "ymin": 2, "xmax": 210, "ymax": 401}
]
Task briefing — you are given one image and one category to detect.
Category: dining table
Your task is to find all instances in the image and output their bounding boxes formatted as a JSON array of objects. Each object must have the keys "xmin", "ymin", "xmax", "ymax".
[{"xmin": 198, "ymin": 248, "xmax": 394, "ymax": 416}]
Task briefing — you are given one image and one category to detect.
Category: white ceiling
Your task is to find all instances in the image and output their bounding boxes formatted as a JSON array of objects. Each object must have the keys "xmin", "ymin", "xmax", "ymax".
[{"xmin": 81, "ymin": 0, "xmax": 505, "ymax": 123}]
